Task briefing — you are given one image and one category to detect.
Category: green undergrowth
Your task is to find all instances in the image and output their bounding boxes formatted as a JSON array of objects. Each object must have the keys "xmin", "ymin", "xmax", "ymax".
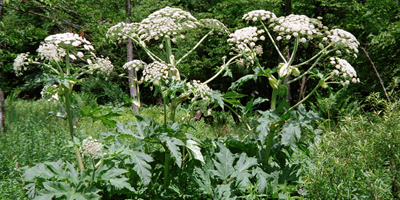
[{"xmin": 301, "ymin": 97, "xmax": 400, "ymax": 199}]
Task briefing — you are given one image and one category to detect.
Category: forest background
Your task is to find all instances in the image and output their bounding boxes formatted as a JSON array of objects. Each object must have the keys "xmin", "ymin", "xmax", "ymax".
[{"xmin": 1, "ymin": 0, "xmax": 399, "ymax": 106}]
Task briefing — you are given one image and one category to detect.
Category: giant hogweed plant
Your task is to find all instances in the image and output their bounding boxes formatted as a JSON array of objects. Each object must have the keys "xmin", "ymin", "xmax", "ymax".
[
  {"xmin": 13, "ymin": 32, "xmax": 114, "ymax": 171},
  {"xmin": 226, "ymin": 10, "xmax": 360, "ymax": 165},
  {"xmin": 12, "ymin": 33, "xmax": 141, "ymax": 198},
  {"xmin": 106, "ymin": 6, "xmax": 235, "ymax": 119},
  {"xmin": 106, "ymin": 7, "xmax": 236, "ymax": 188}
]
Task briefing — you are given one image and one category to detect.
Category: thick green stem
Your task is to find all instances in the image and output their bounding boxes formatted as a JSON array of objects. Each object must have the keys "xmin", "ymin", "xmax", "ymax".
[
  {"xmin": 264, "ymin": 129, "xmax": 275, "ymax": 163},
  {"xmin": 270, "ymin": 88, "xmax": 278, "ymax": 110},
  {"xmin": 65, "ymin": 88, "xmax": 85, "ymax": 171},
  {"xmin": 163, "ymin": 95, "xmax": 168, "ymax": 131},
  {"xmin": 163, "ymin": 149, "xmax": 171, "ymax": 187},
  {"xmin": 170, "ymin": 102, "xmax": 176, "ymax": 122},
  {"xmin": 64, "ymin": 50, "xmax": 84, "ymax": 171}
]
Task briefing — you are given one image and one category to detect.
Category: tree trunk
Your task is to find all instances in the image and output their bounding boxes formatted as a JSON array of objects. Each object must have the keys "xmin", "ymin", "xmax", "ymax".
[
  {"xmin": 0, "ymin": 88, "xmax": 5, "ymax": 135},
  {"xmin": 126, "ymin": 0, "xmax": 139, "ymax": 114},
  {"xmin": 0, "ymin": 0, "xmax": 3, "ymax": 21}
]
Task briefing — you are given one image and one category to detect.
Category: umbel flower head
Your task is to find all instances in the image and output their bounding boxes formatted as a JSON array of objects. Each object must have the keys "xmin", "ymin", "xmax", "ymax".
[
  {"xmin": 242, "ymin": 10, "xmax": 276, "ymax": 22},
  {"xmin": 325, "ymin": 29, "xmax": 360, "ymax": 57},
  {"xmin": 141, "ymin": 61, "xmax": 181, "ymax": 85},
  {"xmin": 186, "ymin": 80, "xmax": 212, "ymax": 102},
  {"xmin": 106, "ymin": 22, "xmax": 141, "ymax": 42},
  {"xmin": 330, "ymin": 57, "xmax": 360, "ymax": 85},
  {"xmin": 269, "ymin": 14, "xmax": 327, "ymax": 43},
  {"xmin": 82, "ymin": 136, "xmax": 102, "ymax": 157},
  {"xmin": 227, "ymin": 27, "xmax": 265, "ymax": 62},
  {"xmin": 123, "ymin": 60, "xmax": 147, "ymax": 71},
  {"xmin": 138, "ymin": 6, "xmax": 201, "ymax": 42},
  {"xmin": 13, "ymin": 53, "xmax": 31, "ymax": 76},
  {"xmin": 38, "ymin": 32, "xmax": 95, "ymax": 61}
]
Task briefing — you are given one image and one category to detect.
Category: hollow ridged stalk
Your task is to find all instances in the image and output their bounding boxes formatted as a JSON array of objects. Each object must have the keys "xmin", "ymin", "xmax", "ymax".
[{"xmin": 65, "ymin": 50, "xmax": 85, "ymax": 171}]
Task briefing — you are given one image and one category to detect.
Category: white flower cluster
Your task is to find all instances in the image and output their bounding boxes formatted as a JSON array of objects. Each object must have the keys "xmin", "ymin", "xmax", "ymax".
[
  {"xmin": 89, "ymin": 57, "xmax": 114, "ymax": 75},
  {"xmin": 227, "ymin": 27, "xmax": 265, "ymax": 62},
  {"xmin": 187, "ymin": 80, "xmax": 212, "ymax": 102},
  {"xmin": 242, "ymin": 10, "xmax": 276, "ymax": 22},
  {"xmin": 326, "ymin": 29, "xmax": 360, "ymax": 57},
  {"xmin": 40, "ymin": 84, "xmax": 59, "ymax": 101},
  {"xmin": 138, "ymin": 7, "xmax": 201, "ymax": 41},
  {"xmin": 106, "ymin": 22, "xmax": 141, "ymax": 41},
  {"xmin": 38, "ymin": 32, "xmax": 95, "ymax": 61},
  {"xmin": 122, "ymin": 60, "xmax": 147, "ymax": 71},
  {"xmin": 330, "ymin": 57, "xmax": 360, "ymax": 85},
  {"xmin": 142, "ymin": 61, "xmax": 180, "ymax": 85},
  {"xmin": 82, "ymin": 136, "xmax": 102, "ymax": 157},
  {"xmin": 13, "ymin": 53, "xmax": 31, "ymax": 76},
  {"xmin": 200, "ymin": 19, "xmax": 230, "ymax": 34},
  {"xmin": 269, "ymin": 14, "xmax": 326, "ymax": 43}
]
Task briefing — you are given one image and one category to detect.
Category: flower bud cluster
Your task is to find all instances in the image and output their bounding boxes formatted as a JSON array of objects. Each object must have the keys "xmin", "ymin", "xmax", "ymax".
[
  {"xmin": 242, "ymin": 10, "xmax": 276, "ymax": 22},
  {"xmin": 13, "ymin": 53, "xmax": 31, "ymax": 76},
  {"xmin": 89, "ymin": 57, "xmax": 114, "ymax": 75},
  {"xmin": 269, "ymin": 14, "xmax": 327, "ymax": 43},
  {"xmin": 122, "ymin": 60, "xmax": 147, "ymax": 71},
  {"xmin": 186, "ymin": 80, "xmax": 212, "ymax": 102},
  {"xmin": 138, "ymin": 7, "xmax": 201, "ymax": 42},
  {"xmin": 38, "ymin": 32, "xmax": 95, "ymax": 61},
  {"xmin": 326, "ymin": 29, "xmax": 359, "ymax": 57},
  {"xmin": 40, "ymin": 84, "xmax": 59, "ymax": 102},
  {"xmin": 142, "ymin": 61, "xmax": 180, "ymax": 85},
  {"xmin": 330, "ymin": 57, "xmax": 360, "ymax": 85},
  {"xmin": 106, "ymin": 22, "xmax": 141, "ymax": 41},
  {"xmin": 82, "ymin": 136, "xmax": 102, "ymax": 157}
]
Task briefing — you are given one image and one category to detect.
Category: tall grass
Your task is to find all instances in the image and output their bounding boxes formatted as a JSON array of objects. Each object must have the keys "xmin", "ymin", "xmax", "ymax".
[{"xmin": 301, "ymin": 97, "xmax": 400, "ymax": 199}]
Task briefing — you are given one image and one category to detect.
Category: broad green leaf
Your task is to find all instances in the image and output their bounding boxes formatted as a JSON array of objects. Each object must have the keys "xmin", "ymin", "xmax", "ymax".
[
  {"xmin": 100, "ymin": 168, "xmax": 128, "ymax": 180},
  {"xmin": 40, "ymin": 182, "xmax": 73, "ymax": 199},
  {"xmin": 23, "ymin": 163, "xmax": 54, "ymax": 182},
  {"xmin": 194, "ymin": 163, "xmax": 214, "ymax": 195},
  {"xmin": 211, "ymin": 90, "xmax": 224, "ymax": 109},
  {"xmin": 215, "ymin": 184, "xmax": 236, "ymax": 200},
  {"xmin": 253, "ymin": 167, "xmax": 269, "ymax": 193},
  {"xmin": 211, "ymin": 143, "xmax": 235, "ymax": 183},
  {"xmin": 256, "ymin": 110, "xmax": 280, "ymax": 144},
  {"xmin": 281, "ymin": 120, "xmax": 301, "ymax": 148},
  {"xmin": 232, "ymin": 153, "xmax": 257, "ymax": 188},
  {"xmin": 162, "ymin": 136, "xmax": 185, "ymax": 167},
  {"xmin": 109, "ymin": 178, "xmax": 135, "ymax": 192},
  {"xmin": 186, "ymin": 139, "xmax": 205, "ymax": 163},
  {"xmin": 125, "ymin": 150, "xmax": 153, "ymax": 185}
]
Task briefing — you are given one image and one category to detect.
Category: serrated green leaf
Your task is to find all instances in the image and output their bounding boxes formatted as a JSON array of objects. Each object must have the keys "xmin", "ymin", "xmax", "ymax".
[
  {"xmin": 23, "ymin": 163, "xmax": 54, "ymax": 182},
  {"xmin": 40, "ymin": 182, "xmax": 73, "ymax": 199},
  {"xmin": 256, "ymin": 110, "xmax": 280, "ymax": 144},
  {"xmin": 162, "ymin": 136, "xmax": 185, "ymax": 167},
  {"xmin": 281, "ymin": 120, "xmax": 301, "ymax": 148},
  {"xmin": 211, "ymin": 143, "xmax": 235, "ymax": 183},
  {"xmin": 232, "ymin": 153, "xmax": 257, "ymax": 188},
  {"xmin": 100, "ymin": 168, "xmax": 128, "ymax": 180},
  {"xmin": 211, "ymin": 91, "xmax": 224, "ymax": 109},
  {"xmin": 109, "ymin": 178, "xmax": 135, "ymax": 191},
  {"xmin": 194, "ymin": 164, "xmax": 214, "ymax": 195},
  {"xmin": 253, "ymin": 167, "xmax": 269, "ymax": 193},
  {"xmin": 186, "ymin": 139, "xmax": 205, "ymax": 163},
  {"xmin": 125, "ymin": 150, "xmax": 153, "ymax": 185},
  {"xmin": 215, "ymin": 184, "xmax": 236, "ymax": 200}
]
